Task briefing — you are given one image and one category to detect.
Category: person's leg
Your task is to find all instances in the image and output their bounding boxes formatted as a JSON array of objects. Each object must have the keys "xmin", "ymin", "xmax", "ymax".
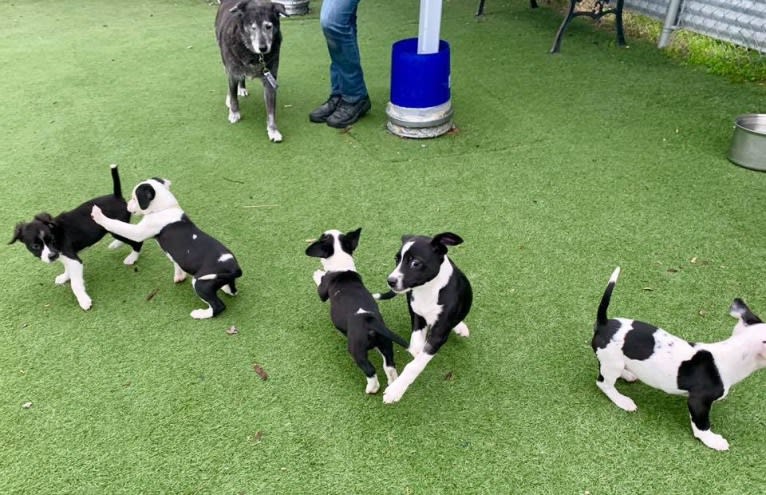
[{"xmin": 321, "ymin": 0, "xmax": 367, "ymax": 102}]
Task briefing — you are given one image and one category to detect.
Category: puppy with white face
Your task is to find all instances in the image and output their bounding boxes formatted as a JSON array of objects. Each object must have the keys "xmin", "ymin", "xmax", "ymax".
[
  {"xmin": 377, "ymin": 232, "xmax": 473, "ymax": 404},
  {"xmin": 592, "ymin": 267, "xmax": 766, "ymax": 451},
  {"xmin": 306, "ymin": 228, "xmax": 409, "ymax": 395},
  {"xmin": 91, "ymin": 178, "xmax": 242, "ymax": 319},
  {"xmin": 9, "ymin": 165, "xmax": 142, "ymax": 310}
]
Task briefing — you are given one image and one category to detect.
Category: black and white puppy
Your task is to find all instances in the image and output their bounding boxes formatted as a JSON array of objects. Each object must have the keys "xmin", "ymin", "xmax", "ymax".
[
  {"xmin": 306, "ymin": 228, "xmax": 409, "ymax": 395},
  {"xmin": 592, "ymin": 267, "xmax": 766, "ymax": 451},
  {"xmin": 377, "ymin": 232, "xmax": 473, "ymax": 404},
  {"xmin": 9, "ymin": 164, "xmax": 142, "ymax": 310},
  {"xmin": 90, "ymin": 178, "xmax": 242, "ymax": 319},
  {"xmin": 215, "ymin": 0, "xmax": 287, "ymax": 142}
]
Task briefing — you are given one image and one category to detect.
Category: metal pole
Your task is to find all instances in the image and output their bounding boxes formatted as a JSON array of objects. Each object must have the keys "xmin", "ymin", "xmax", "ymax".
[{"xmin": 658, "ymin": 0, "xmax": 683, "ymax": 48}]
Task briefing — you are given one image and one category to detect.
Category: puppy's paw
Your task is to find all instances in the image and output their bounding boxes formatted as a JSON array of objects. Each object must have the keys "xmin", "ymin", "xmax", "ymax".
[
  {"xmin": 55, "ymin": 273, "xmax": 70, "ymax": 285},
  {"xmin": 221, "ymin": 284, "xmax": 235, "ymax": 296},
  {"xmin": 615, "ymin": 396, "xmax": 638, "ymax": 412},
  {"xmin": 268, "ymin": 128, "xmax": 283, "ymax": 143},
  {"xmin": 228, "ymin": 111, "xmax": 241, "ymax": 124},
  {"xmin": 313, "ymin": 270, "xmax": 325, "ymax": 286},
  {"xmin": 383, "ymin": 381, "xmax": 406, "ymax": 404},
  {"xmin": 123, "ymin": 251, "xmax": 140, "ymax": 266},
  {"xmin": 174, "ymin": 272, "xmax": 187, "ymax": 283},
  {"xmin": 453, "ymin": 321, "xmax": 470, "ymax": 337},
  {"xmin": 107, "ymin": 240, "xmax": 123, "ymax": 250},
  {"xmin": 190, "ymin": 308, "xmax": 214, "ymax": 319},
  {"xmin": 697, "ymin": 431, "xmax": 730, "ymax": 451},
  {"xmin": 91, "ymin": 205, "xmax": 105, "ymax": 223},
  {"xmin": 366, "ymin": 375, "xmax": 380, "ymax": 394},
  {"xmin": 237, "ymin": 86, "xmax": 249, "ymax": 97},
  {"xmin": 78, "ymin": 295, "xmax": 93, "ymax": 311}
]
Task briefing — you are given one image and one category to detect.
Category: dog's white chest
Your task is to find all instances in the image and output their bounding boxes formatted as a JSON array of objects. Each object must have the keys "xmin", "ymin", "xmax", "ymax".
[{"xmin": 411, "ymin": 289, "xmax": 443, "ymax": 327}]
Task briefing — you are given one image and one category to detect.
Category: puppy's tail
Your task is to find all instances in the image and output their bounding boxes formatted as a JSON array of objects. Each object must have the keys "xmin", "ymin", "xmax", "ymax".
[
  {"xmin": 364, "ymin": 315, "xmax": 409, "ymax": 348},
  {"xmin": 373, "ymin": 290, "xmax": 397, "ymax": 301},
  {"xmin": 110, "ymin": 164, "xmax": 122, "ymax": 198},
  {"xmin": 729, "ymin": 298, "xmax": 762, "ymax": 325},
  {"xmin": 597, "ymin": 267, "xmax": 621, "ymax": 326}
]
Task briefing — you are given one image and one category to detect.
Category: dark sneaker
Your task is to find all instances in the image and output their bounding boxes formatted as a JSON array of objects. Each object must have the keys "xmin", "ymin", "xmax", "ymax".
[
  {"xmin": 309, "ymin": 95, "xmax": 342, "ymax": 123},
  {"xmin": 326, "ymin": 96, "xmax": 371, "ymax": 128}
]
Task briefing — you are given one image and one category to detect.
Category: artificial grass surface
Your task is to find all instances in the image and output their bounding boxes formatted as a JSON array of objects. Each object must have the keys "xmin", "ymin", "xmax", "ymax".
[{"xmin": 1, "ymin": 0, "xmax": 765, "ymax": 493}]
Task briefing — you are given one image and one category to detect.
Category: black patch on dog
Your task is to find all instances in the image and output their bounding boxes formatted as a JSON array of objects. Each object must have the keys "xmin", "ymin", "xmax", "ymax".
[
  {"xmin": 135, "ymin": 184, "xmax": 156, "ymax": 211},
  {"xmin": 677, "ymin": 350, "xmax": 724, "ymax": 398},
  {"xmin": 622, "ymin": 321, "xmax": 658, "ymax": 360},
  {"xmin": 591, "ymin": 319, "xmax": 621, "ymax": 351}
]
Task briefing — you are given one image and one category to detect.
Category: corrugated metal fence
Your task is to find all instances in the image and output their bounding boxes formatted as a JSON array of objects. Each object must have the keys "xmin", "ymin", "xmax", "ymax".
[{"xmin": 624, "ymin": 0, "xmax": 766, "ymax": 53}]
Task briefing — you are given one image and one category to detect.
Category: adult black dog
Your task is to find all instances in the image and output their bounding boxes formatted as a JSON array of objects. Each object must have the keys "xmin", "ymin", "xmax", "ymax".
[{"xmin": 215, "ymin": 0, "xmax": 286, "ymax": 142}]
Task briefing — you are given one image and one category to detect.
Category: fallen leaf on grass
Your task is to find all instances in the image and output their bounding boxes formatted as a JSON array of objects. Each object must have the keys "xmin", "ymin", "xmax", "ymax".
[
  {"xmin": 146, "ymin": 288, "xmax": 159, "ymax": 301},
  {"xmin": 252, "ymin": 364, "xmax": 269, "ymax": 381},
  {"xmin": 667, "ymin": 268, "xmax": 678, "ymax": 273},
  {"xmin": 22, "ymin": 402, "xmax": 32, "ymax": 409},
  {"xmin": 445, "ymin": 126, "xmax": 460, "ymax": 136},
  {"xmin": 248, "ymin": 431, "xmax": 263, "ymax": 443},
  {"xmin": 444, "ymin": 371, "xmax": 454, "ymax": 381},
  {"xmin": 642, "ymin": 287, "xmax": 654, "ymax": 291},
  {"xmin": 226, "ymin": 325, "xmax": 239, "ymax": 335}
]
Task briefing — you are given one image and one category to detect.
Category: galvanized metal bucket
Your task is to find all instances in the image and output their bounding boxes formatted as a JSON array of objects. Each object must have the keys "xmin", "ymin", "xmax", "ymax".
[
  {"xmin": 272, "ymin": 0, "xmax": 310, "ymax": 16},
  {"xmin": 728, "ymin": 114, "xmax": 766, "ymax": 171}
]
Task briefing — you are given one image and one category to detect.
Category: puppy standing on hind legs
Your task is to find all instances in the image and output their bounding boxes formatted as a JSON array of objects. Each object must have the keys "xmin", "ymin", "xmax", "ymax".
[
  {"xmin": 306, "ymin": 228, "xmax": 409, "ymax": 395},
  {"xmin": 376, "ymin": 232, "xmax": 473, "ymax": 404},
  {"xmin": 215, "ymin": 0, "xmax": 287, "ymax": 142},
  {"xmin": 592, "ymin": 267, "xmax": 766, "ymax": 451},
  {"xmin": 9, "ymin": 164, "xmax": 142, "ymax": 310},
  {"xmin": 90, "ymin": 178, "xmax": 242, "ymax": 319}
]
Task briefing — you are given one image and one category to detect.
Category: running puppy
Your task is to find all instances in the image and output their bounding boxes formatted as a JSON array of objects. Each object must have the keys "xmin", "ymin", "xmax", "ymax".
[
  {"xmin": 306, "ymin": 228, "xmax": 409, "ymax": 395},
  {"xmin": 90, "ymin": 178, "xmax": 242, "ymax": 319},
  {"xmin": 215, "ymin": 0, "xmax": 286, "ymax": 142},
  {"xmin": 378, "ymin": 232, "xmax": 473, "ymax": 404},
  {"xmin": 9, "ymin": 164, "xmax": 142, "ymax": 310},
  {"xmin": 592, "ymin": 267, "xmax": 766, "ymax": 451}
]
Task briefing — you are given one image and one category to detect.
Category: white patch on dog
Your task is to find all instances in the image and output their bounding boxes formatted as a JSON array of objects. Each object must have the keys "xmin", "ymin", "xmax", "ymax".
[
  {"xmin": 228, "ymin": 111, "xmax": 241, "ymax": 124},
  {"xmin": 221, "ymin": 284, "xmax": 235, "ymax": 296},
  {"xmin": 40, "ymin": 245, "xmax": 55, "ymax": 264},
  {"xmin": 409, "ymin": 258, "xmax": 452, "ymax": 327},
  {"xmin": 237, "ymin": 83, "xmax": 248, "ymax": 97},
  {"xmin": 123, "ymin": 250, "xmax": 140, "ymax": 265},
  {"xmin": 313, "ymin": 269, "xmax": 325, "ymax": 287},
  {"xmin": 365, "ymin": 375, "xmax": 380, "ymax": 394},
  {"xmin": 692, "ymin": 422, "xmax": 730, "ymax": 451},
  {"xmin": 218, "ymin": 253, "xmax": 233, "ymax": 263},
  {"xmin": 453, "ymin": 321, "xmax": 470, "ymax": 337},
  {"xmin": 191, "ymin": 307, "xmax": 214, "ymax": 319},
  {"xmin": 268, "ymin": 128, "xmax": 283, "ymax": 143},
  {"xmin": 108, "ymin": 240, "xmax": 123, "ymax": 250},
  {"xmin": 197, "ymin": 274, "xmax": 217, "ymax": 281},
  {"xmin": 356, "ymin": 308, "xmax": 371, "ymax": 315},
  {"xmin": 319, "ymin": 230, "xmax": 356, "ymax": 272},
  {"xmin": 173, "ymin": 262, "xmax": 187, "ymax": 283},
  {"xmin": 408, "ymin": 329, "xmax": 426, "ymax": 357},
  {"xmin": 388, "ymin": 241, "xmax": 414, "ymax": 292},
  {"xmin": 62, "ymin": 256, "xmax": 91, "ymax": 311},
  {"xmin": 55, "ymin": 267, "xmax": 70, "ymax": 285},
  {"xmin": 192, "ymin": 234, "xmax": 198, "ymax": 240},
  {"xmin": 383, "ymin": 352, "xmax": 435, "ymax": 404},
  {"xmin": 376, "ymin": 349, "xmax": 399, "ymax": 383}
]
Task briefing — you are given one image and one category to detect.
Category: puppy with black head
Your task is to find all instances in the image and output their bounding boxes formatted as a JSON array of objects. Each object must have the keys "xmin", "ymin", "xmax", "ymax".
[
  {"xmin": 216, "ymin": 0, "xmax": 287, "ymax": 142},
  {"xmin": 9, "ymin": 164, "xmax": 142, "ymax": 310},
  {"xmin": 306, "ymin": 228, "xmax": 409, "ymax": 395},
  {"xmin": 592, "ymin": 267, "xmax": 766, "ymax": 451},
  {"xmin": 90, "ymin": 178, "xmax": 242, "ymax": 319},
  {"xmin": 376, "ymin": 232, "xmax": 473, "ymax": 404}
]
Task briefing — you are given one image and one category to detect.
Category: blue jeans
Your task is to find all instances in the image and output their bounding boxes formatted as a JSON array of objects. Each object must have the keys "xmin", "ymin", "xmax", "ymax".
[{"xmin": 320, "ymin": 0, "xmax": 368, "ymax": 103}]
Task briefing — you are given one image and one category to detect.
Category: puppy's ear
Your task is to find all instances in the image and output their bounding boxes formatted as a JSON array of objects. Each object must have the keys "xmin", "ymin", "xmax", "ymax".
[
  {"xmin": 9, "ymin": 223, "xmax": 23, "ymax": 244},
  {"xmin": 135, "ymin": 184, "xmax": 156, "ymax": 210},
  {"xmin": 229, "ymin": 0, "xmax": 248, "ymax": 14},
  {"xmin": 432, "ymin": 232, "xmax": 463, "ymax": 247},
  {"xmin": 272, "ymin": 1, "xmax": 287, "ymax": 17},
  {"xmin": 730, "ymin": 298, "xmax": 763, "ymax": 326},
  {"xmin": 305, "ymin": 238, "xmax": 331, "ymax": 258},
  {"xmin": 342, "ymin": 228, "xmax": 362, "ymax": 254},
  {"xmin": 151, "ymin": 177, "xmax": 171, "ymax": 189}
]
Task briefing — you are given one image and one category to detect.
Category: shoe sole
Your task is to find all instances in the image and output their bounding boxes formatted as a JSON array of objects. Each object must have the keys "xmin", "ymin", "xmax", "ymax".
[{"xmin": 326, "ymin": 103, "xmax": 371, "ymax": 129}]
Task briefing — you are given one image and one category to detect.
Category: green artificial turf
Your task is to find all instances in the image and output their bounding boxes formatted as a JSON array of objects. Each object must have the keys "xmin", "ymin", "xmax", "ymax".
[{"xmin": 1, "ymin": 0, "xmax": 765, "ymax": 493}]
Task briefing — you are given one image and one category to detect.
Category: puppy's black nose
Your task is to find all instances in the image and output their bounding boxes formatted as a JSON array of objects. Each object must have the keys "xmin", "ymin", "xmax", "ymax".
[
  {"xmin": 259, "ymin": 45, "xmax": 268, "ymax": 53},
  {"xmin": 387, "ymin": 277, "xmax": 397, "ymax": 288}
]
